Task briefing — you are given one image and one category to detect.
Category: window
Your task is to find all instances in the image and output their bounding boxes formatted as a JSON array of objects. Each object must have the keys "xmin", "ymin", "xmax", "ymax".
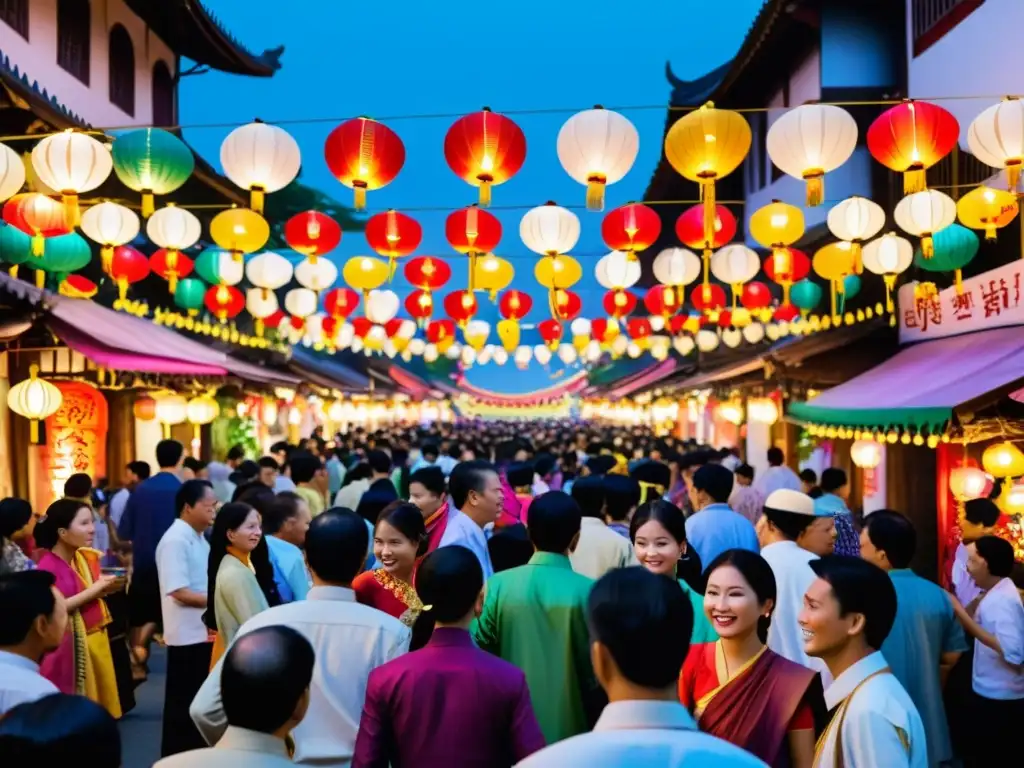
[
  {"xmin": 0, "ymin": 0, "xmax": 28, "ymax": 39},
  {"xmin": 913, "ymin": 0, "xmax": 985, "ymax": 57},
  {"xmin": 108, "ymin": 24, "xmax": 134, "ymax": 115},
  {"xmin": 57, "ymin": 0, "xmax": 90, "ymax": 85},
  {"xmin": 152, "ymin": 61, "xmax": 175, "ymax": 127}
]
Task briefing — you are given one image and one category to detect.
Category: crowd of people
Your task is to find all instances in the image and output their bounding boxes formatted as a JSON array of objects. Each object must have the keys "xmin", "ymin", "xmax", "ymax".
[{"xmin": 0, "ymin": 418, "xmax": 1021, "ymax": 767}]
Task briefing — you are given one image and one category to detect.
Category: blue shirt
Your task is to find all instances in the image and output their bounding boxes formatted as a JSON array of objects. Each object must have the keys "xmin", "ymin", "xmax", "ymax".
[
  {"xmin": 684, "ymin": 503, "xmax": 759, "ymax": 571},
  {"xmin": 266, "ymin": 535, "xmax": 310, "ymax": 603},
  {"xmin": 813, "ymin": 493, "xmax": 861, "ymax": 557},
  {"xmin": 881, "ymin": 569, "xmax": 968, "ymax": 766},
  {"xmin": 117, "ymin": 471, "xmax": 182, "ymax": 573}
]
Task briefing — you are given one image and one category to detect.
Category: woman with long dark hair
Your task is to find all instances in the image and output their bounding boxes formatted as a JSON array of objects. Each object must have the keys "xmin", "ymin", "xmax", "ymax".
[
  {"xmin": 0, "ymin": 497, "xmax": 35, "ymax": 574},
  {"xmin": 678, "ymin": 549, "xmax": 823, "ymax": 768}
]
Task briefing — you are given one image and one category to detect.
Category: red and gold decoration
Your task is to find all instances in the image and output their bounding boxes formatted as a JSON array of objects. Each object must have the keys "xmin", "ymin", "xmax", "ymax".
[
  {"xmin": 444, "ymin": 108, "xmax": 526, "ymax": 206},
  {"xmin": 324, "ymin": 117, "xmax": 405, "ymax": 210},
  {"xmin": 867, "ymin": 100, "xmax": 958, "ymax": 194},
  {"xmin": 446, "ymin": 206, "xmax": 501, "ymax": 292},
  {"xmin": 284, "ymin": 210, "xmax": 342, "ymax": 261},
  {"xmin": 601, "ymin": 202, "xmax": 661, "ymax": 261},
  {"xmin": 365, "ymin": 209, "xmax": 422, "ymax": 276}
]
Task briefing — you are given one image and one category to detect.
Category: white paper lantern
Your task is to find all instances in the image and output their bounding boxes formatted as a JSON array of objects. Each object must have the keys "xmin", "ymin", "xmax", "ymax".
[
  {"xmin": 460, "ymin": 346, "xmax": 477, "ymax": 366},
  {"xmin": 383, "ymin": 339, "xmax": 398, "ymax": 358},
  {"xmin": 220, "ymin": 121, "xmax": 301, "ymax": 213},
  {"xmin": 336, "ymin": 323, "xmax": 355, "ymax": 349},
  {"xmin": 722, "ymin": 328, "xmax": 742, "ymax": 348},
  {"xmin": 557, "ymin": 108, "xmax": 639, "ymax": 211},
  {"xmin": 595, "ymin": 250, "xmax": 642, "ymax": 290},
  {"xmin": 350, "ymin": 336, "xmax": 364, "ymax": 354},
  {"xmin": 766, "ymin": 104, "xmax": 858, "ymax": 205},
  {"xmin": 146, "ymin": 204, "xmax": 201, "ymax": 251},
  {"xmin": 445, "ymin": 342, "xmax": 463, "ymax": 360},
  {"xmin": 0, "ymin": 142, "xmax": 26, "ymax": 202},
  {"xmin": 80, "ymin": 201, "xmax": 140, "ymax": 270},
  {"xmin": 245, "ymin": 287, "xmax": 279, "ymax": 319},
  {"xmin": 557, "ymin": 344, "xmax": 578, "ymax": 364},
  {"xmin": 408, "ymin": 337, "xmax": 426, "ymax": 356},
  {"xmin": 649, "ymin": 316, "xmax": 665, "ymax": 332},
  {"xmin": 696, "ymin": 329, "xmax": 719, "ymax": 352},
  {"xmin": 673, "ymin": 335, "xmax": 695, "ymax": 356},
  {"xmin": 492, "ymin": 347, "xmax": 509, "ymax": 366},
  {"xmin": 476, "ymin": 346, "xmax": 494, "ymax": 366},
  {"xmin": 742, "ymin": 322, "xmax": 766, "ymax": 344},
  {"xmin": 861, "ymin": 233, "xmax": 913, "ymax": 276},
  {"xmin": 570, "ymin": 318, "xmax": 591, "ymax": 337},
  {"xmin": 625, "ymin": 342, "xmax": 642, "ymax": 359},
  {"xmin": 649, "ymin": 336, "xmax": 671, "ymax": 361},
  {"xmin": 893, "ymin": 189, "xmax": 956, "ymax": 257},
  {"xmin": 304, "ymin": 313, "xmax": 325, "ymax": 344},
  {"xmin": 585, "ymin": 340, "xmax": 602, "ymax": 362},
  {"xmin": 394, "ymin": 319, "xmax": 416, "ymax": 339},
  {"xmin": 365, "ymin": 324, "xmax": 387, "ymax": 352},
  {"xmin": 31, "ymin": 130, "xmax": 112, "ymax": 224},
  {"xmin": 295, "ymin": 257, "xmax": 339, "ymax": 292},
  {"xmin": 245, "ymin": 251, "xmax": 294, "ymax": 292},
  {"xmin": 851, "ymin": 440, "xmax": 883, "ymax": 469},
  {"xmin": 765, "ymin": 323, "xmax": 781, "ymax": 341},
  {"xmin": 711, "ymin": 244, "xmax": 760, "ymax": 286},
  {"xmin": 533, "ymin": 345, "xmax": 553, "ymax": 365},
  {"xmin": 827, "ymin": 196, "xmax": 886, "ymax": 243},
  {"xmin": 514, "ymin": 346, "xmax": 532, "ymax": 369},
  {"xmin": 653, "ymin": 247, "xmax": 701, "ymax": 287},
  {"xmin": 365, "ymin": 289, "xmax": 400, "ymax": 324},
  {"xmin": 611, "ymin": 335, "xmax": 629, "ymax": 356},
  {"xmin": 520, "ymin": 202, "xmax": 581, "ymax": 256},
  {"xmin": 967, "ymin": 98, "xmax": 1024, "ymax": 190},
  {"xmin": 203, "ymin": 250, "xmax": 244, "ymax": 286},
  {"xmin": 285, "ymin": 287, "xmax": 318, "ymax": 318}
]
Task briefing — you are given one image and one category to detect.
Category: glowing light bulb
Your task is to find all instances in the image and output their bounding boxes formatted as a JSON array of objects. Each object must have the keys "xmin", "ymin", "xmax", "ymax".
[
  {"xmin": 704, "ymin": 134, "xmax": 716, "ymax": 143},
  {"xmin": 360, "ymin": 257, "xmax": 373, "ymax": 271},
  {"xmin": 770, "ymin": 214, "xmax": 787, "ymax": 228},
  {"xmin": 480, "ymin": 155, "xmax": 494, "ymax": 172}
]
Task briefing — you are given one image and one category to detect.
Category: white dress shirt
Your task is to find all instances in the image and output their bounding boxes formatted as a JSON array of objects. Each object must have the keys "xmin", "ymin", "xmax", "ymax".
[
  {"xmin": 972, "ymin": 577, "xmax": 1024, "ymax": 700},
  {"xmin": 570, "ymin": 517, "xmax": 637, "ymax": 580},
  {"xmin": 817, "ymin": 651, "xmax": 928, "ymax": 768},
  {"xmin": 514, "ymin": 700, "xmax": 766, "ymax": 767},
  {"xmin": 108, "ymin": 487, "xmax": 130, "ymax": 528},
  {"xmin": 952, "ymin": 542, "xmax": 983, "ymax": 606},
  {"xmin": 333, "ymin": 478, "xmax": 370, "ymax": 513},
  {"xmin": 438, "ymin": 508, "xmax": 494, "ymax": 580},
  {"xmin": 760, "ymin": 540, "xmax": 830, "ymax": 683},
  {"xmin": 0, "ymin": 650, "xmax": 59, "ymax": 715},
  {"xmin": 191, "ymin": 585, "xmax": 410, "ymax": 767},
  {"xmin": 156, "ymin": 518, "xmax": 211, "ymax": 646},
  {"xmin": 154, "ymin": 726, "xmax": 294, "ymax": 767},
  {"xmin": 754, "ymin": 465, "xmax": 802, "ymax": 496}
]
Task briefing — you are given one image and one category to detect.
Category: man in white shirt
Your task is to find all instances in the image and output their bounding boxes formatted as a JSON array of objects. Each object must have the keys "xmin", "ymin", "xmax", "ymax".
[
  {"xmin": 516, "ymin": 567, "xmax": 763, "ymax": 767},
  {"xmin": 108, "ymin": 460, "xmax": 150, "ymax": 529},
  {"xmin": 948, "ymin": 535, "xmax": 1024, "ymax": 765},
  {"xmin": 757, "ymin": 489, "xmax": 832, "ymax": 681},
  {"xmin": 569, "ymin": 477, "xmax": 636, "ymax": 579},
  {"xmin": 0, "ymin": 571, "xmax": 64, "ymax": 714},
  {"xmin": 800, "ymin": 555, "xmax": 927, "ymax": 768},
  {"xmin": 438, "ymin": 460, "xmax": 503, "ymax": 580},
  {"xmin": 754, "ymin": 447, "xmax": 802, "ymax": 497},
  {"xmin": 156, "ymin": 479, "xmax": 217, "ymax": 758},
  {"xmin": 157, "ymin": 626, "xmax": 314, "ymax": 768},
  {"xmin": 191, "ymin": 509, "xmax": 410, "ymax": 766},
  {"xmin": 951, "ymin": 498, "xmax": 1000, "ymax": 607}
]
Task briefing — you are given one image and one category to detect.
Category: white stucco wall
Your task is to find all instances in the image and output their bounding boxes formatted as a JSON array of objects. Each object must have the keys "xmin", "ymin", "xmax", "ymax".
[{"xmin": 0, "ymin": 0, "xmax": 176, "ymax": 128}]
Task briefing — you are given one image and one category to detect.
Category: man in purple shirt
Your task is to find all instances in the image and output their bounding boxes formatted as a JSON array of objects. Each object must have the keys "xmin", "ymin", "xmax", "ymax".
[{"xmin": 353, "ymin": 545, "xmax": 545, "ymax": 767}]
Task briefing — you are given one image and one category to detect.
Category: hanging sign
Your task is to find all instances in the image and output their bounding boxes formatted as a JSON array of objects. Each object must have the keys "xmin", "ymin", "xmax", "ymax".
[{"xmin": 897, "ymin": 260, "xmax": 1024, "ymax": 343}]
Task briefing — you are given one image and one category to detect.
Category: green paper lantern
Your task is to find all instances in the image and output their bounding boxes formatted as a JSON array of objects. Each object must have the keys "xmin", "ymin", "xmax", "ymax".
[
  {"xmin": 842, "ymin": 274, "xmax": 861, "ymax": 299},
  {"xmin": 111, "ymin": 128, "xmax": 195, "ymax": 217},
  {"xmin": 26, "ymin": 232, "xmax": 91, "ymax": 273},
  {"xmin": 914, "ymin": 223, "xmax": 979, "ymax": 272},
  {"xmin": 175, "ymin": 277, "xmax": 207, "ymax": 313},
  {"xmin": 0, "ymin": 221, "xmax": 33, "ymax": 269},
  {"xmin": 194, "ymin": 247, "xmax": 242, "ymax": 286},
  {"xmin": 790, "ymin": 279, "xmax": 822, "ymax": 312}
]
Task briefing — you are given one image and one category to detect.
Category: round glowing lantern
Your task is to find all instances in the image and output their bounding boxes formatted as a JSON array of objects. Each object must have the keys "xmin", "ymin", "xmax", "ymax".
[
  {"xmin": 186, "ymin": 394, "xmax": 220, "ymax": 442},
  {"xmin": 295, "ymin": 257, "xmax": 339, "ymax": 293},
  {"xmin": 691, "ymin": 283, "xmax": 727, "ymax": 314},
  {"xmin": 675, "ymin": 203, "xmax": 737, "ymax": 257},
  {"xmin": 664, "ymin": 102, "xmax": 751, "ymax": 243},
  {"xmin": 111, "ymin": 128, "xmax": 194, "ymax": 216},
  {"xmin": 155, "ymin": 394, "xmax": 188, "ymax": 438},
  {"xmin": 748, "ymin": 397, "xmax": 780, "ymax": 425},
  {"xmin": 913, "ymin": 223, "xmax": 978, "ymax": 295},
  {"xmin": 427, "ymin": 319, "xmax": 457, "ymax": 352},
  {"xmin": 550, "ymin": 288, "xmax": 582, "ymax": 321},
  {"xmin": 626, "ymin": 317, "xmax": 652, "ymax": 343},
  {"xmin": 26, "ymin": 232, "xmax": 90, "ymax": 288},
  {"xmin": 444, "ymin": 290, "xmax": 478, "ymax": 327},
  {"xmin": 59, "ymin": 274, "xmax": 97, "ymax": 299},
  {"xmin": 284, "ymin": 211, "xmax": 341, "ymax": 260},
  {"xmin": 711, "ymin": 244, "xmax": 760, "ymax": 303},
  {"xmin": 557, "ymin": 107, "xmax": 639, "ymax": 211},
  {"xmin": 653, "ymin": 248, "xmax": 702, "ymax": 294},
  {"xmin": 749, "ymin": 200, "xmax": 805, "ymax": 283},
  {"xmin": 31, "ymin": 129, "xmax": 112, "ymax": 227},
  {"xmin": 570, "ymin": 318, "xmax": 592, "ymax": 348},
  {"xmin": 695, "ymin": 328, "xmax": 720, "ymax": 353},
  {"xmin": 645, "ymin": 284, "xmax": 683, "ymax": 318},
  {"xmin": 520, "ymin": 202, "xmax": 580, "ymax": 257},
  {"xmin": 591, "ymin": 318, "xmax": 620, "ymax": 345},
  {"xmin": 850, "ymin": 440, "xmax": 883, "ymax": 469},
  {"xmin": 205, "ymin": 284, "xmax": 244, "ymax": 323},
  {"xmin": 404, "ymin": 256, "xmax": 451, "ymax": 291},
  {"xmin": 109, "ymin": 245, "xmax": 151, "ymax": 301},
  {"xmin": 538, "ymin": 318, "xmax": 564, "ymax": 349},
  {"xmin": 284, "ymin": 286, "xmax": 318, "ymax": 322},
  {"xmin": 827, "ymin": 196, "xmax": 885, "ymax": 274},
  {"xmin": 534, "ymin": 254, "xmax": 582, "ymax": 290},
  {"xmin": 763, "ymin": 247, "xmax": 810, "ymax": 304},
  {"xmin": 245, "ymin": 251, "xmax": 294, "ymax": 298},
  {"xmin": 499, "ymin": 289, "xmax": 533, "ymax": 321},
  {"xmin": 790, "ymin": 279, "xmax": 822, "ymax": 315},
  {"xmin": 741, "ymin": 281, "xmax": 772, "ymax": 311},
  {"xmin": 80, "ymin": 201, "xmax": 139, "ymax": 274},
  {"xmin": 324, "ymin": 117, "xmax": 405, "ymax": 210},
  {"xmin": 343, "ymin": 256, "xmax": 389, "ymax": 296},
  {"xmin": 174, "ymin": 278, "xmax": 206, "ymax": 315},
  {"xmin": 601, "ymin": 202, "xmax": 661, "ymax": 260},
  {"xmin": 949, "ymin": 466, "xmax": 993, "ymax": 502},
  {"xmin": 968, "ymin": 97, "xmax": 1024, "ymax": 191},
  {"xmin": 406, "ymin": 289, "xmax": 435, "ymax": 324},
  {"xmin": 463, "ymin": 319, "xmax": 491, "ymax": 351},
  {"xmin": 324, "ymin": 287, "xmax": 360, "ymax": 322},
  {"xmin": 0, "ymin": 218, "xmax": 35, "ymax": 279},
  {"xmin": 133, "ymin": 395, "xmax": 157, "ymax": 422},
  {"xmin": 766, "ymin": 104, "xmax": 858, "ymax": 205},
  {"xmin": 867, "ymin": 100, "xmax": 959, "ymax": 194},
  {"xmin": 210, "ymin": 206, "xmax": 269, "ymax": 262},
  {"xmin": 220, "ymin": 121, "xmax": 301, "ymax": 213},
  {"xmin": 0, "ymin": 142, "xmax": 26, "ymax": 202},
  {"xmin": 194, "ymin": 248, "xmax": 244, "ymax": 286},
  {"xmin": 365, "ymin": 209, "xmax": 422, "ymax": 273},
  {"xmin": 365, "ymin": 289, "xmax": 400, "ymax": 325},
  {"xmin": 474, "ymin": 254, "xmax": 514, "ymax": 301},
  {"xmin": 861, "ymin": 233, "xmax": 913, "ymax": 311},
  {"xmin": 7, "ymin": 363, "xmax": 62, "ymax": 442},
  {"xmin": 603, "ymin": 289, "xmax": 638, "ymax": 319},
  {"xmin": 446, "ymin": 206, "xmax": 501, "ymax": 285},
  {"xmin": 246, "ymin": 288, "xmax": 280, "ymax": 337},
  {"xmin": 3, "ymin": 192, "xmax": 69, "ymax": 256},
  {"xmin": 595, "ymin": 251, "xmax": 642, "ymax": 291},
  {"xmin": 982, "ymin": 441, "xmax": 1024, "ymax": 478},
  {"xmin": 496, "ymin": 318, "xmax": 521, "ymax": 352},
  {"xmin": 146, "ymin": 204, "xmax": 201, "ymax": 291},
  {"xmin": 151, "ymin": 249, "xmax": 194, "ymax": 293},
  {"xmin": 894, "ymin": 189, "xmax": 956, "ymax": 258},
  {"xmin": 956, "ymin": 186, "xmax": 1019, "ymax": 241},
  {"xmin": 444, "ymin": 108, "xmax": 526, "ymax": 206}
]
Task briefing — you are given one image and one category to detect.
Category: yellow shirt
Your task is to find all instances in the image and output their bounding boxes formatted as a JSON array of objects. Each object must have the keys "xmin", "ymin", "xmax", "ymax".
[{"xmin": 295, "ymin": 486, "xmax": 326, "ymax": 516}]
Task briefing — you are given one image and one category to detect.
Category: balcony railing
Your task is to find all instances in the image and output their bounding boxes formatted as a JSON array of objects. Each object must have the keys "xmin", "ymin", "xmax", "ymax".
[{"xmin": 912, "ymin": 0, "xmax": 985, "ymax": 56}]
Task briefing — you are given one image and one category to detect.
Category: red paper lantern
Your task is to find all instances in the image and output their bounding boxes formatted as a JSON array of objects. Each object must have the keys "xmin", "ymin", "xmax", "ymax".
[
  {"xmin": 384, "ymin": 318, "xmax": 405, "ymax": 338},
  {"xmin": 644, "ymin": 285, "xmax": 682, "ymax": 318},
  {"xmin": 602, "ymin": 202, "xmax": 661, "ymax": 256},
  {"xmin": 740, "ymin": 281, "xmax": 772, "ymax": 310},
  {"xmin": 109, "ymin": 245, "xmax": 151, "ymax": 301},
  {"xmin": 774, "ymin": 304, "xmax": 800, "ymax": 322},
  {"xmin": 551, "ymin": 289, "xmax": 582, "ymax": 321},
  {"xmin": 151, "ymin": 248, "xmax": 194, "ymax": 292},
  {"xmin": 351, "ymin": 316, "xmax": 373, "ymax": 339},
  {"xmin": 365, "ymin": 209, "xmax": 422, "ymax": 265},
  {"xmin": 717, "ymin": 310, "xmax": 733, "ymax": 328},
  {"xmin": 405, "ymin": 289, "xmax": 435, "ymax": 323},
  {"xmin": 499, "ymin": 289, "xmax": 533, "ymax": 320},
  {"xmin": 444, "ymin": 108, "xmax": 526, "ymax": 206},
  {"xmin": 204, "ymin": 284, "xmax": 244, "ymax": 322},
  {"xmin": 404, "ymin": 256, "xmax": 451, "ymax": 290},
  {"xmin": 602, "ymin": 289, "xmax": 637, "ymax": 319},
  {"xmin": 324, "ymin": 117, "xmax": 405, "ymax": 210},
  {"xmin": 133, "ymin": 395, "xmax": 157, "ymax": 421},
  {"xmin": 443, "ymin": 289, "xmax": 478, "ymax": 325},
  {"xmin": 675, "ymin": 204, "xmax": 736, "ymax": 250},
  {"xmin": 691, "ymin": 284, "xmax": 727, "ymax": 312},
  {"xmin": 323, "ymin": 287, "xmax": 360, "ymax": 319},
  {"xmin": 3, "ymin": 193, "xmax": 70, "ymax": 255},
  {"xmin": 591, "ymin": 318, "xmax": 618, "ymax": 344},
  {"xmin": 538, "ymin": 318, "xmax": 563, "ymax": 348},
  {"xmin": 626, "ymin": 317, "xmax": 652, "ymax": 341},
  {"xmin": 763, "ymin": 247, "xmax": 811, "ymax": 285},
  {"xmin": 60, "ymin": 274, "xmax": 98, "ymax": 299},
  {"xmin": 263, "ymin": 309, "xmax": 286, "ymax": 330},
  {"xmin": 445, "ymin": 206, "xmax": 502, "ymax": 255},
  {"xmin": 426, "ymin": 319, "xmax": 456, "ymax": 345},
  {"xmin": 867, "ymin": 101, "xmax": 959, "ymax": 194},
  {"xmin": 284, "ymin": 211, "xmax": 342, "ymax": 258},
  {"xmin": 668, "ymin": 315, "xmax": 690, "ymax": 335}
]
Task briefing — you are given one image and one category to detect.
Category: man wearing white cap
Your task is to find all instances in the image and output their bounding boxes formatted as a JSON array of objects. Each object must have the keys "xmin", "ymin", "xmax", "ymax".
[{"xmin": 757, "ymin": 489, "xmax": 836, "ymax": 683}]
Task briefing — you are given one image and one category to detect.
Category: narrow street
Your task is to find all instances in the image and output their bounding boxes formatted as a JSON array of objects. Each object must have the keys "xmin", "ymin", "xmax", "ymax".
[{"xmin": 118, "ymin": 648, "xmax": 166, "ymax": 768}]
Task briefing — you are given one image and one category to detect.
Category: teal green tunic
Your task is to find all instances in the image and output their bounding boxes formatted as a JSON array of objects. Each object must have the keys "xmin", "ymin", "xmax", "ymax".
[
  {"xmin": 680, "ymin": 579, "xmax": 718, "ymax": 644},
  {"xmin": 473, "ymin": 552, "xmax": 596, "ymax": 745}
]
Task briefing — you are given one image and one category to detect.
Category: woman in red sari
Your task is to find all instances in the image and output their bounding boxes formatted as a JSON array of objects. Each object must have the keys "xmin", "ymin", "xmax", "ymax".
[{"xmin": 679, "ymin": 549, "xmax": 823, "ymax": 768}]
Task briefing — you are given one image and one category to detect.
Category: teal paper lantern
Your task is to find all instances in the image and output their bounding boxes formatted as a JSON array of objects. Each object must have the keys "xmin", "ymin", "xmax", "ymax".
[
  {"xmin": 914, "ymin": 223, "xmax": 979, "ymax": 272},
  {"xmin": 111, "ymin": 128, "xmax": 195, "ymax": 217},
  {"xmin": 174, "ymin": 277, "xmax": 207, "ymax": 314},
  {"xmin": 842, "ymin": 274, "xmax": 861, "ymax": 299},
  {"xmin": 23, "ymin": 232, "xmax": 91, "ymax": 288},
  {"xmin": 790, "ymin": 279, "xmax": 822, "ymax": 312},
  {"xmin": 194, "ymin": 247, "xmax": 242, "ymax": 286},
  {"xmin": 0, "ymin": 221, "xmax": 33, "ymax": 275}
]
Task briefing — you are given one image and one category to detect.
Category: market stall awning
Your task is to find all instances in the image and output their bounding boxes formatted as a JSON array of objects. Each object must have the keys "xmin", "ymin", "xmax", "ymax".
[{"xmin": 788, "ymin": 325, "xmax": 1024, "ymax": 431}]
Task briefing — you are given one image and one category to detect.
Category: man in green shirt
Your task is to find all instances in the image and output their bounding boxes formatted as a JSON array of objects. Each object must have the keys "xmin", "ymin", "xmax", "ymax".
[{"xmin": 474, "ymin": 491, "xmax": 600, "ymax": 745}]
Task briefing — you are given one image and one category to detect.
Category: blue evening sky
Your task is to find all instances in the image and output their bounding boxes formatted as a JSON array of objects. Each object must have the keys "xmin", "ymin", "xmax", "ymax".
[{"xmin": 183, "ymin": 0, "xmax": 762, "ymax": 395}]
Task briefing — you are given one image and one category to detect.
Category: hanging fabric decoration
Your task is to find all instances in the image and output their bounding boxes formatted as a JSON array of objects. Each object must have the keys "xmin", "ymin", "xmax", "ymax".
[
  {"xmin": 766, "ymin": 104, "xmax": 858, "ymax": 205},
  {"xmin": 600, "ymin": 202, "xmax": 661, "ymax": 262},
  {"xmin": 968, "ymin": 97, "xmax": 1024, "ymax": 192},
  {"xmin": 444, "ymin": 108, "xmax": 526, "ymax": 206},
  {"xmin": 913, "ymin": 223, "xmax": 979, "ymax": 296},
  {"xmin": 826, "ymin": 196, "xmax": 885, "ymax": 274},
  {"xmin": 111, "ymin": 128, "xmax": 194, "ymax": 216},
  {"xmin": 446, "ymin": 206, "xmax": 501, "ymax": 292},
  {"xmin": 675, "ymin": 203, "xmax": 736, "ymax": 287},
  {"xmin": 366, "ymin": 209, "xmax": 422, "ymax": 277},
  {"xmin": 284, "ymin": 211, "xmax": 341, "ymax": 262},
  {"xmin": 894, "ymin": 189, "xmax": 956, "ymax": 258},
  {"xmin": 473, "ymin": 254, "xmax": 514, "ymax": 301},
  {"xmin": 557, "ymin": 107, "xmax": 639, "ymax": 211},
  {"xmin": 220, "ymin": 121, "xmax": 301, "ymax": 214},
  {"xmin": 3, "ymin": 192, "xmax": 69, "ymax": 256},
  {"xmin": 109, "ymin": 245, "xmax": 151, "ymax": 302},
  {"xmin": 956, "ymin": 186, "xmax": 1019, "ymax": 241},
  {"xmin": 80, "ymin": 201, "xmax": 140, "ymax": 274},
  {"xmin": 342, "ymin": 256, "xmax": 389, "ymax": 301},
  {"xmin": 324, "ymin": 117, "xmax": 405, "ymax": 210},
  {"xmin": 710, "ymin": 244, "xmax": 761, "ymax": 308},
  {"xmin": 0, "ymin": 143, "xmax": 26, "ymax": 203},
  {"xmin": 861, "ymin": 233, "xmax": 913, "ymax": 313},
  {"xmin": 31, "ymin": 130, "xmax": 112, "ymax": 227},
  {"xmin": 210, "ymin": 206, "xmax": 270, "ymax": 262},
  {"xmin": 146, "ymin": 204, "xmax": 202, "ymax": 292},
  {"xmin": 748, "ymin": 201, "xmax": 805, "ymax": 296},
  {"xmin": 867, "ymin": 100, "xmax": 958, "ymax": 194}
]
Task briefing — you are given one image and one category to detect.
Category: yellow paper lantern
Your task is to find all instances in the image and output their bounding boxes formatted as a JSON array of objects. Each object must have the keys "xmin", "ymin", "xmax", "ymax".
[
  {"xmin": 949, "ymin": 466, "xmax": 990, "ymax": 502},
  {"xmin": 210, "ymin": 206, "xmax": 270, "ymax": 262},
  {"xmin": 496, "ymin": 318, "xmax": 520, "ymax": 352},
  {"xmin": 473, "ymin": 254, "xmax": 514, "ymax": 300},
  {"xmin": 343, "ymin": 256, "xmax": 390, "ymax": 294},
  {"xmin": 747, "ymin": 397, "xmax": 779, "ymax": 425},
  {"xmin": 956, "ymin": 186, "xmax": 1019, "ymax": 241},
  {"xmin": 664, "ymin": 101, "xmax": 751, "ymax": 243},
  {"xmin": 7, "ymin": 364, "xmax": 62, "ymax": 443},
  {"xmin": 155, "ymin": 394, "xmax": 188, "ymax": 438},
  {"xmin": 982, "ymin": 441, "xmax": 1024, "ymax": 478},
  {"xmin": 534, "ymin": 255, "xmax": 581, "ymax": 289},
  {"xmin": 850, "ymin": 440, "xmax": 883, "ymax": 469},
  {"xmin": 186, "ymin": 394, "xmax": 220, "ymax": 442},
  {"xmin": 463, "ymin": 319, "xmax": 491, "ymax": 351}
]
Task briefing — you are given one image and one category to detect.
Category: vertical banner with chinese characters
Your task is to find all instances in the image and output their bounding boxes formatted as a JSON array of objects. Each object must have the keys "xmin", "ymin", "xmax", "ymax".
[
  {"xmin": 898, "ymin": 261, "xmax": 1024, "ymax": 343},
  {"xmin": 32, "ymin": 382, "xmax": 108, "ymax": 511}
]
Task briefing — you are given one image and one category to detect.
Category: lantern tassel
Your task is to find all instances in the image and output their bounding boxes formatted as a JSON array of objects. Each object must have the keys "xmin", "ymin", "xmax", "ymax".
[
  {"xmin": 251, "ymin": 187, "xmax": 265, "ymax": 215},
  {"xmin": 883, "ymin": 274, "xmax": 896, "ymax": 313},
  {"xmin": 8, "ymin": 265, "xmax": 18, "ymax": 280},
  {"xmin": 353, "ymin": 184, "xmax": 367, "ymax": 211},
  {"xmin": 701, "ymin": 180, "xmax": 716, "ymax": 244},
  {"xmin": 168, "ymin": 272, "xmax": 178, "ymax": 294},
  {"xmin": 101, "ymin": 245, "xmax": 114, "ymax": 275},
  {"xmin": 586, "ymin": 175, "xmax": 606, "ymax": 212},
  {"xmin": 921, "ymin": 235, "xmax": 935, "ymax": 258},
  {"xmin": 478, "ymin": 180, "xmax": 492, "ymax": 207},
  {"xmin": 253, "ymin": 318, "xmax": 264, "ymax": 338},
  {"xmin": 805, "ymin": 172, "xmax": 824, "ymax": 207},
  {"xmin": 31, "ymin": 233, "xmax": 43, "ymax": 257},
  {"xmin": 142, "ymin": 191, "xmax": 155, "ymax": 218},
  {"xmin": 117, "ymin": 277, "xmax": 128, "ymax": 302},
  {"xmin": 62, "ymin": 192, "xmax": 80, "ymax": 229},
  {"xmin": 852, "ymin": 242, "xmax": 863, "ymax": 275},
  {"xmin": 35, "ymin": 269, "xmax": 45, "ymax": 289},
  {"xmin": 162, "ymin": 423, "xmax": 171, "ymax": 439},
  {"xmin": 985, "ymin": 224, "xmax": 997, "ymax": 241},
  {"xmin": 702, "ymin": 248, "xmax": 712, "ymax": 288},
  {"xmin": 1009, "ymin": 162, "xmax": 1022, "ymax": 192},
  {"xmin": 782, "ymin": 281, "xmax": 791, "ymax": 305},
  {"xmin": 955, "ymin": 269, "xmax": 964, "ymax": 295},
  {"xmin": 904, "ymin": 168, "xmax": 926, "ymax": 195},
  {"xmin": 468, "ymin": 252, "xmax": 478, "ymax": 293},
  {"xmin": 30, "ymin": 420, "xmax": 39, "ymax": 444}
]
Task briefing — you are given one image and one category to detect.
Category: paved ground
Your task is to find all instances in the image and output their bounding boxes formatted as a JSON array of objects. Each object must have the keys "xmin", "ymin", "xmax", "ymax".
[{"xmin": 118, "ymin": 647, "xmax": 165, "ymax": 768}]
